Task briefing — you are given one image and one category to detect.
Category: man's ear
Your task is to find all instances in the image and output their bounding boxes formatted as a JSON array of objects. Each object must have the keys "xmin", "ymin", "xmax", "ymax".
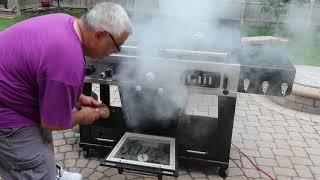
[{"xmin": 94, "ymin": 30, "xmax": 105, "ymax": 40}]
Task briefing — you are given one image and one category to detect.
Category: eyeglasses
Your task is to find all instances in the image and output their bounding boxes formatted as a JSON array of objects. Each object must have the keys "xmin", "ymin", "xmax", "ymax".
[{"xmin": 104, "ymin": 31, "xmax": 121, "ymax": 52}]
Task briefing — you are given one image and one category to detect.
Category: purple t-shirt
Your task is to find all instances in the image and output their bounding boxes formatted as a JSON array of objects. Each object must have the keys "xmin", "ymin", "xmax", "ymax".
[{"xmin": 0, "ymin": 13, "xmax": 85, "ymax": 129}]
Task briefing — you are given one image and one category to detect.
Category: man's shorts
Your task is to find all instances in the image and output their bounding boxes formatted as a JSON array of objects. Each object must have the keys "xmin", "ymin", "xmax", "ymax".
[{"xmin": 0, "ymin": 125, "xmax": 56, "ymax": 180}]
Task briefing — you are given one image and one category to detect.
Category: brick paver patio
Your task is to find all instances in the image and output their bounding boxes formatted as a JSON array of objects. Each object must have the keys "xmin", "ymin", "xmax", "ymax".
[
  {"xmin": 51, "ymin": 85, "xmax": 320, "ymax": 180},
  {"xmin": 1, "ymin": 85, "xmax": 319, "ymax": 180}
]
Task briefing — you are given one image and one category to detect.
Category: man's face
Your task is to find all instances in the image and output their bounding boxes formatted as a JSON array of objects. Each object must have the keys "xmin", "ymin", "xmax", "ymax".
[{"xmin": 88, "ymin": 29, "xmax": 130, "ymax": 59}]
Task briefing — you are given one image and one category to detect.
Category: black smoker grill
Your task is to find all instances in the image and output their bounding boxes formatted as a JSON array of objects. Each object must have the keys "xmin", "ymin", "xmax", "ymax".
[{"xmin": 79, "ymin": 20, "xmax": 296, "ymax": 179}]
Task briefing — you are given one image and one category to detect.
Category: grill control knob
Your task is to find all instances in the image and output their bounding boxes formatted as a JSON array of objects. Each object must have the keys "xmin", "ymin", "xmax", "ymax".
[
  {"xmin": 146, "ymin": 72, "xmax": 155, "ymax": 81},
  {"xmin": 281, "ymin": 83, "xmax": 288, "ymax": 96},
  {"xmin": 262, "ymin": 81, "xmax": 269, "ymax": 94},
  {"xmin": 157, "ymin": 88, "xmax": 165, "ymax": 96},
  {"xmin": 105, "ymin": 68, "xmax": 113, "ymax": 78},
  {"xmin": 190, "ymin": 74, "xmax": 198, "ymax": 85},
  {"xmin": 244, "ymin": 79, "xmax": 250, "ymax": 92},
  {"xmin": 136, "ymin": 85, "xmax": 142, "ymax": 92},
  {"xmin": 100, "ymin": 72, "xmax": 106, "ymax": 78}
]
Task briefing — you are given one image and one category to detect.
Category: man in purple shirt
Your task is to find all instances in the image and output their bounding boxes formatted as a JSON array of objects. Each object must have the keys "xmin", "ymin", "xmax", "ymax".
[{"xmin": 0, "ymin": 2, "xmax": 131, "ymax": 180}]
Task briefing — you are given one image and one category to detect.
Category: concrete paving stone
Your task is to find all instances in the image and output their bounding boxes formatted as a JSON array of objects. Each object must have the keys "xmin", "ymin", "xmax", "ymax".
[
  {"xmin": 301, "ymin": 125, "xmax": 316, "ymax": 133},
  {"xmin": 65, "ymin": 151, "xmax": 79, "ymax": 159},
  {"xmin": 104, "ymin": 168, "xmax": 119, "ymax": 177},
  {"xmin": 276, "ymin": 176, "xmax": 293, "ymax": 180},
  {"xmin": 260, "ymin": 109, "xmax": 274, "ymax": 116},
  {"xmin": 305, "ymin": 138, "xmax": 320, "ymax": 148},
  {"xmin": 59, "ymin": 144, "xmax": 73, "ymax": 153},
  {"xmin": 311, "ymin": 115, "xmax": 320, "ymax": 123},
  {"xmin": 227, "ymin": 167, "xmax": 244, "ymax": 176},
  {"xmin": 193, "ymin": 178, "xmax": 209, "ymax": 180},
  {"xmin": 89, "ymin": 172, "xmax": 104, "ymax": 180},
  {"xmin": 54, "ymin": 139, "xmax": 66, "ymax": 146},
  {"xmin": 289, "ymin": 157, "xmax": 313, "ymax": 166},
  {"xmin": 309, "ymin": 155, "xmax": 320, "ymax": 165},
  {"xmin": 288, "ymin": 132, "xmax": 304, "ymax": 141},
  {"xmin": 287, "ymin": 140, "xmax": 309, "ymax": 147},
  {"xmin": 301, "ymin": 132, "xmax": 320, "ymax": 139},
  {"xmin": 53, "ymin": 133, "xmax": 64, "ymax": 139},
  {"xmin": 294, "ymin": 165, "xmax": 313, "ymax": 178},
  {"xmin": 236, "ymin": 110, "xmax": 246, "ymax": 117},
  {"xmin": 87, "ymin": 159, "xmax": 101, "ymax": 169},
  {"xmin": 257, "ymin": 127, "xmax": 275, "ymax": 133},
  {"xmin": 255, "ymin": 158, "xmax": 278, "ymax": 166},
  {"xmin": 233, "ymin": 128, "xmax": 246, "ymax": 134},
  {"xmin": 96, "ymin": 166, "xmax": 110, "ymax": 172},
  {"xmin": 245, "ymin": 110, "xmax": 261, "ymax": 116},
  {"xmin": 242, "ymin": 168, "xmax": 260, "ymax": 178},
  {"xmin": 64, "ymin": 159, "xmax": 76, "ymax": 168},
  {"xmin": 271, "ymin": 120, "xmax": 288, "ymax": 126},
  {"xmin": 109, "ymin": 174, "xmax": 126, "ymax": 180},
  {"xmin": 275, "ymin": 140, "xmax": 290, "ymax": 149},
  {"xmin": 76, "ymin": 159, "xmax": 89, "ymax": 168},
  {"xmin": 81, "ymin": 168, "xmax": 94, "ymax": 178},
  {"xmin": 259, "ymin": 148, "xmax": 274, "ymax": 158},
  {"xmin": 178, "ymin": 175, "xmax": 192, "ymax": 180},
  {"xmin": 244, "ymin": 149, "xmax": 260, "ymax": 158},
  {"xmin": 292, "ymin": 178, "xmax": 314, "ymax": 180},
  {"xmin": 68, "ymin": 167, "xmax": 81, "ymax": 173},
  {"xmin": 223, "ymin": 176, "xmax": 248, "ymax": 180},
  {"xmin": 247, "ymin": 115, "xmax": 258, "ymax": 121},
  {"xmin": 305, "ymin": 148, "xmax": 320, "ymax": 156},
  {"xmin": 273, "ymin": 149, "xmax": 294, "ymax": 157},
  {"xmin": 273, "ymin": 167, "xmax": 297, "ymax": 177},
  {"xmin": 258, "ymin": 166, "xmax": 275, "ymax": 180},
  {"xmin": 290, "ymin": 147, "xmax": 308, "ymax": 157},
  {"xmin": 249, "ymin": 104, "xmax": 260, "ymax": 111},
  {"xmin": 256, "ymin": 141, "xmax": 277, "ymax": 148},
  {"xmin": 54, "ymin": 147, "xmax": 59, "ymax": 153},
  {"xmin": 243, "ymin": 140, "xmax": 258, "ymax": 150},
  {"xmin": 258, "ymin": 115, "xmax": 274, "ymax": 120},
  {"xmin": 259, "ymin": 132, "xmax": 273, "ymax": 141},
  {"xmin": 309, "ymin": 166, "xmax": 320, "ymax": 175},
  {"xmin": 207, "ymin": 175, "xmax": 223, "ymax": 180},
  {"xmin": 259, "ymin": 120, "xmax": 273, "ymax": 127},
  {"xmin": 272, "ymin": 133, "xmax": 291, "ymax": 140},
  {"xmin": 286, "ymin": 126, "xmax": 304, "ymax": 133},
  {"xmin": 241, "ymin": 134, "xmax": 261, "ymax": 141},
  {"xmin": 190, "ymin": 171, "xmax": 207, "ymax": 178},
  {"xmin": 64, "ymin": 131, "xmax": 75, "ymax": 138},
  {"xmin": 295, "ymin": 112, "xmax": 312, "ymax": 121},
  {"xmin": 244, "ymin": 121, "xmax": 260, "ymax": 128},
  {"xmin": 54, "ymin": 153, "xmax": 65, "ymax": 161},
  {"xmin": 73, "ymin": 144, "xmax": 81, "ymax": 152},
  {"xmin": 275, "ymin": 156, "xmax": 293, "ymax": 168},
  {"xmin": 66, "ymin": 137, "xmax": 78, "ymax": 145},
  {"xmin": 274, "ymin": 126, "xmax": 288, "ymax": 134},
  {"xmin": 245, "ymin": 127, "xmax": 258, "ymax": 134}
]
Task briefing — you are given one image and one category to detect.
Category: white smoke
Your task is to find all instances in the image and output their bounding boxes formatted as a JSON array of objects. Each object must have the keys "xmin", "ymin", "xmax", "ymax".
[{"xmin": 116, "ymin": 0, "xmax": 240, "ymax": 130}]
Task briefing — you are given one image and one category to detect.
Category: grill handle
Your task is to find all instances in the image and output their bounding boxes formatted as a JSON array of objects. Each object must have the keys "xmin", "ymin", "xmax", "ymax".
[
  {"xmin": 186, "ymin": 150, "xmax": 208, "ymax": 155},
  {"xmin": 95, "ymin": 138, "xmax": 115, "ymax": 143}
]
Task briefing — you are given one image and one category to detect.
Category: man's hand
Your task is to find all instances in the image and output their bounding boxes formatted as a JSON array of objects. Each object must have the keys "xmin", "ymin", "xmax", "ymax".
[
  {"xmin": 77, "ymin": 106, "xmax": 101, "ymax": 125},
  {"xmin": 76, "ymin": 94, "xmax": 102, "ymax": 109}
]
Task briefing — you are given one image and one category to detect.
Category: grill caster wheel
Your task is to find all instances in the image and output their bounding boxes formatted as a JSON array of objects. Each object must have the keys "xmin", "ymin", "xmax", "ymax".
[
  {"xmin": 219, "ymin": 167, "xmax": 228, "ymax": 179},
  {"xmin": 83, "ymin": 148, "xmax": 90, "ymax": 158}
]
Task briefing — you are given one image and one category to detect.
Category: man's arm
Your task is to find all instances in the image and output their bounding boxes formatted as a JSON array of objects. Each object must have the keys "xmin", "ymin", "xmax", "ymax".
[{"xmin": 41, "ymin": 106, "xmax": 100, "ymax": 130}]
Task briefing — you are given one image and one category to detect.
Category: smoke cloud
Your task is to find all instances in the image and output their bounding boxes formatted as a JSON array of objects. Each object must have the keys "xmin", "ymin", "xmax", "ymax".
[{"xmin": 116, "ymin": 0, "xmax": 241, "ymax": 130}]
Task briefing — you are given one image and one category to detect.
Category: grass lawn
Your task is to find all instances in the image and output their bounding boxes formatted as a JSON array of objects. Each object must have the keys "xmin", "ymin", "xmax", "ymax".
[
  {"xmin": 1, "ymin": 11, "xmax": 319, "ymax": 67},
  {"xmin": 241, "ymin": 24, "xmax": 320, "ymax": 67},
  {"xmin": 0, "ymin": 8, "xmax": 86, "ymax": 31}
]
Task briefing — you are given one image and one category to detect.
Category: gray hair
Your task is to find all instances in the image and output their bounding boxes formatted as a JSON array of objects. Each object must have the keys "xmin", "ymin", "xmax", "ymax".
[{"xmin": 82, "ymin": 2, "xmax": 132, "ymax": 38}]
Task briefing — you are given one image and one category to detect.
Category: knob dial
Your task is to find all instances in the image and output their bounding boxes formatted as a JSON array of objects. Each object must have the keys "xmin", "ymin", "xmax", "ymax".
[{"xmin": 105, "ymin": 68, "xmax": 113, "ymax": 78}]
